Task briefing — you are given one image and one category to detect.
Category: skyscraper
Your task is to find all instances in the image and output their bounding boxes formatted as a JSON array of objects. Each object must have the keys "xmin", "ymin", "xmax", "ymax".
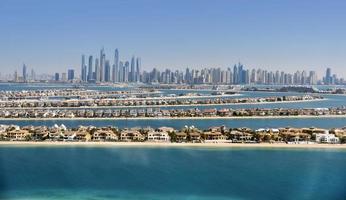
[
  {"xmin": 130, "ymin": 56, "xmax": 136, "ymax": 82},
  {"xmin": 61, "ymin": 73, "xmax": 67, "ymax": 82},
  {"xmin": 88, "ymin": 56, "xmax": 93, "ymax": 81},
  {"xmin": 55, "ymin": 73, "xmax": 60, "ymax": 81},
  {"xmin": 309, "ymin": 71, "xmax": 317, "ymax": 85},
  {"xmin": 22, "ymin": 64, "xmax": 27, "ymax": 82},
  {"xmin": 119, "ymin": 61, "xmax": 124, "ymax": 82},
  {"xmin": 233, "ymin": 65, "xmax": 238, "ymax": 84},
  {"xmin": 95, "ymin": 58, "xmax": 100, "ymax": 81},
  {"xmin": 124, "ymin": 61, "xmax": 129, "ymax": 82},
  {"xmin": 104, "ymin": 60, "xmax": 111, "ymax": 82},
  {"xmin": 112, "ymin": 49, "xmax": 119, "ymax": 82},
  {"xmin": 136, "ymin": 57, "xmax": 141, "ymax": 82},
  {"xmin": 100, "ymin": 48, "xmax": 105, "ymax": 82},
  {"xmin": 68, "ymin": 69, "xmax": 75, "ymax": 81},
  {"xmin": 325, "ymin": 68, "xmax": 332, "ymax": 85},
  {"xmin": 30, "ymin": 69, "xmax": 35, "ymax": 81},
  {"xmin": 81, "ymin": 55, "xmax": 87, "ymax": 82}
]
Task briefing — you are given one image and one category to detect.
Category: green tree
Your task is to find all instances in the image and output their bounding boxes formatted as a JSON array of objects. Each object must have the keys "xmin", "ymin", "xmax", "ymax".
[
  {"xmin": 340, "ymin": 136, "xmax": 346, "ymax": 144},
  {"xmin": 24, "ymin": 135, "xmax": 32, "ymax": 141}
]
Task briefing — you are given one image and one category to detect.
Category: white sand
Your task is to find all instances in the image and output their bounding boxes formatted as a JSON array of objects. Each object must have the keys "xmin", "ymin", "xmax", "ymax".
[{"xmin": 1, "ymin": 141, "xmax": 345, "ymax": 149}]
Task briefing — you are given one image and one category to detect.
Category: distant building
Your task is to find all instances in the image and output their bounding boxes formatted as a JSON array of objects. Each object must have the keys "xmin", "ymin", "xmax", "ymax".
[
  {"xmin": 325, "ymin": 68, "xmax": 332, "ymax": 85},
  {"xmin": 104, "ymin": 60, "xmax": 111, "ymax": 82},
  {"xmin": 67, "ymin": 69, "xmax": 75, "ymax": 81},
  {"xmin": 61, "ymin": 73, "xmax": 67, "ymax": 82},
  {"xmin": 315, "ymin": 131, "xmax": 340, "ymax": 144},
  {"xmin": 87, "ymin": 55, "xmax": 93, "ymax": 82},
  {"xmin": 81, "ymin": 55, "xmax": 87, "ymax": 82},
  {"xmin": 22, "ymin": 64, "xmax": 27, "ymax": 82},
  {"xmin": 112, "ymin": 49, "xmax": 119, "ymax": 82},
  {"xmin": 54, "ymin": 73, "xmax": 60, "ymax": 81}
]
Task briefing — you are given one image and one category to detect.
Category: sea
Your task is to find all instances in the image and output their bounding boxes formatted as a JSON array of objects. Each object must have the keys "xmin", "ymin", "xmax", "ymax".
[
  {"xmin": 0, "ymin": 83, "xmax": 345, "ymax": 200},
  {"xmin": 0, "ymin": 146, "xmax": 346, "ymax": 200}
]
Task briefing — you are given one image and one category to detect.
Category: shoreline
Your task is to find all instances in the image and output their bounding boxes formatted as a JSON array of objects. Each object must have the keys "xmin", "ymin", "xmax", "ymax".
[
  {"xmin": 0, "ymin": 98, "xmax": 324, "ymax": 110},
  {"xmin": 1, "ymin": 141, "xmax": 345, "ymax": 149},
  {"xmin": 0, "ymin": 114, "xmax": 345, "ymax": 121}
]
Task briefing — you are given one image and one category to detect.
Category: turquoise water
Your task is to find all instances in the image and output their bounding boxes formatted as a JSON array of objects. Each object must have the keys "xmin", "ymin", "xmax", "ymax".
[
  {"xmin": 0, "ymin": 146, "xmax": 345, "ymax": 200},
  {"xmin": 1, "ymin": 83, "xmax": 346, "ymax": 109}
]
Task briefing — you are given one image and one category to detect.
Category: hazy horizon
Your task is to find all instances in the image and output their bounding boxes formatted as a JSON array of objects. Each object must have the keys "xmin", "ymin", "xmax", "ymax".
[{"xmin": 0, "ymin": 0, "xmax": 345, "ymax": 77}]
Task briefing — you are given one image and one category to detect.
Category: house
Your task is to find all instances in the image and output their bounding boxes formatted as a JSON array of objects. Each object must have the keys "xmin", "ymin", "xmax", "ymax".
[
  {"xmin": 7, "ymin": 130, "xmax": 31, "ymax": 141},
  {"xmin": 217, "ymin": 109, "xmax": 230, "ymax": 116},
  {"xmin": 201, "ymin": 131, "xmax": 228, "ymax": 143},
  {"xmin": 120, "ymin": 129, "xmax": 145, "ymax": 142},
  {"xmin": 188, "ymin": 132, "xmax": 201, "ymax": 143},
  {"xmin": 93, "ymin": 129, "xmax": 118, "ymax": 141},
  {"xmin": 62, "ymin": 130, "xmax": 78, "ymax": 141},
  {"xmin": 230, "ymin": 130, "xmax": 253, "ymax": 143},
  {"xmin": 157, "ymin": 127, "xmax": 175, "ymax": 133},
  {"xmin": 175, "ymin": 132, "xmax": 187, "ymax": 142},
  {"xmin": 147, "ymin": 130, "xmax": 170, "ymax": 142},
  {"xmin": 316, "ymin": 131, "xmax": 340, "ymax": 144},
  {"xmin": 203, "ymin": 108, "xmax": 217, "ymax": 116}
]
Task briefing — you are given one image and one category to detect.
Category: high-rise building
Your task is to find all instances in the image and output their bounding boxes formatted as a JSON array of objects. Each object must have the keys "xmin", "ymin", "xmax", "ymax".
[
  {"xmin": 30, "ymin": 69, "xmax": 35, "ymax": 81},
  {"xmin": 104, "ymin": 60, "xmax": 111, "ymax": 82},
  {"xmin": 309, "ymin": 71, "xmax": 317, "ymax": 85},
  {"xmin": 124, "ymin": 61, "xmax": 129, "ymax": 82},
  {"xmin": 130, "ymin": 56, "xmax": 136, "ymax": 82},
  {"xmin": 95, "ymin": 58, "xmax": 100, "ymax": 81},
  {"xmin": 325, "ymin": 68, "xmax": 332, "ymax": 85},
  {"xmin": 14, "ymin": 70, "xmax": 18, "ymax": 82},
  {"xmin": 61, "ymin": 73, "xmax": 67, "ymax": 82},
  {"xmin": 233, "ymin": 65, "xmax": 238, "ymax": 84},
  {"xmin": 81, "ymin": 55, "xmax": 87, "ymax": 82},
  {"xmin": 119, "ymin": 61, "xmax": 124, "ymax": 82},
  {"xmin": 136, "ymin": 57, "xmax": 141, "ymax": 82},
  {"xmin": 88, "ymin": 56, "xmax": 93, "ymax": 81},
  {"xmin": 99, "ymin": 48, "xmax": 105, "ymax": 82},
  {"xmin": 22, "ymin": 64, "xmax": 27, "ymax": 82},
  {"xmin": 113, "ymin": 49, "xmax": 119, "ymax": 82},
  {"xmin": 55, "ymin": 73, "xmax": 60, "ymax": 81},
  {"xmin": 68, "ymin": 69, "xmax": 75, "ymax": 81}
]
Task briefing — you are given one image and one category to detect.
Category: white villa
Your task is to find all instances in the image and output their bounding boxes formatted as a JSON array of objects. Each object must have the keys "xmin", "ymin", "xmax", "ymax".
[
  {"xmin": 315, "ymin": 131, "xmax": 340, "ymax": 144},
  {"xmin": 147, "ymin": 130, "xmax": 170, "ymax": 142}
]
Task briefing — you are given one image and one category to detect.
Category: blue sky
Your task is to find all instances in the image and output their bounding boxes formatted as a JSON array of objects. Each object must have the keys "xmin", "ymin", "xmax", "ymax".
[{"xmin": 0, "ymin": 0, "xmax": 345, "ymax": 77}]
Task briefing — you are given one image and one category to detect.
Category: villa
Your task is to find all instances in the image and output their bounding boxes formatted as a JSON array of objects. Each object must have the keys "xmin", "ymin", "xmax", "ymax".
[
  {"xmin": 93, "ymin": 129, "xmax": 118, "ymax": 141},
  {"xmin": 315, "ymin": 131, "xmax": 340, "ymax": 144},
  {"xmin": 175, "ymin": 131, "xmax": 188, "ymax": 142},
  {"xmin": 202, "ymin": 131, "xmax": 228, "ymax": 143},
  {"xmin": 147, "ymin": 130, "xmax": 170, "ymax": 142},
  {"xmin": 6, "ymin": 129, "xmax": 31, "ymax": 141},
  {"xmin": 188, "ymin": 131, "xmax": 201, "ymax": 143},
  {"xmin": 120, "ymin": 129, "xmax": 145, "ymax": 142}
]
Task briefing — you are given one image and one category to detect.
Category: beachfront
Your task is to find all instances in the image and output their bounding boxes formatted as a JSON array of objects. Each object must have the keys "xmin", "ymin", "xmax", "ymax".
[
  {"xmin": 1, "ymin": 124, "xmax": 345, "ymax": 146},
  {"xmin": 0, "ymin": 106, "xmax": 345, "ymax": 119},
  {"xmin": 1, "ymin": 141, "xmax": 346, "ymax": 149},
  {"xmin": 0, "ymin": 94, "xmax": 318, "ymax": 109}
]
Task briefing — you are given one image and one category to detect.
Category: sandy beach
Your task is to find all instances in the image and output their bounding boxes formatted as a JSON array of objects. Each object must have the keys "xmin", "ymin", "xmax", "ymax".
[
  {"xmin": 1, "ymin": 141, "xmax": 346, "ymax": 149},
  {"xmin": 0, "ymin": 113, "xmax": 345, "ymax": 121}
]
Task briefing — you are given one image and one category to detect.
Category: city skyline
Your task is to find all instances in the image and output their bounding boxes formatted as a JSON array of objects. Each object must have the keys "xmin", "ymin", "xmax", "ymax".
[
  {"xmin": 0, "ymin": 0, "xmax": 346, "ymax": 77},
  {"xmin": 10, "ymin": 48, "xmax": 343, "ymax": 85}
]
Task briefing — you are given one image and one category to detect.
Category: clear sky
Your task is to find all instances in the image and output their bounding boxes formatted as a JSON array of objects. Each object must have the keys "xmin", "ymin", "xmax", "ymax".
[{"xmin": 0, "ymin": 0, "xmax": 345, "ymax": 77}]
